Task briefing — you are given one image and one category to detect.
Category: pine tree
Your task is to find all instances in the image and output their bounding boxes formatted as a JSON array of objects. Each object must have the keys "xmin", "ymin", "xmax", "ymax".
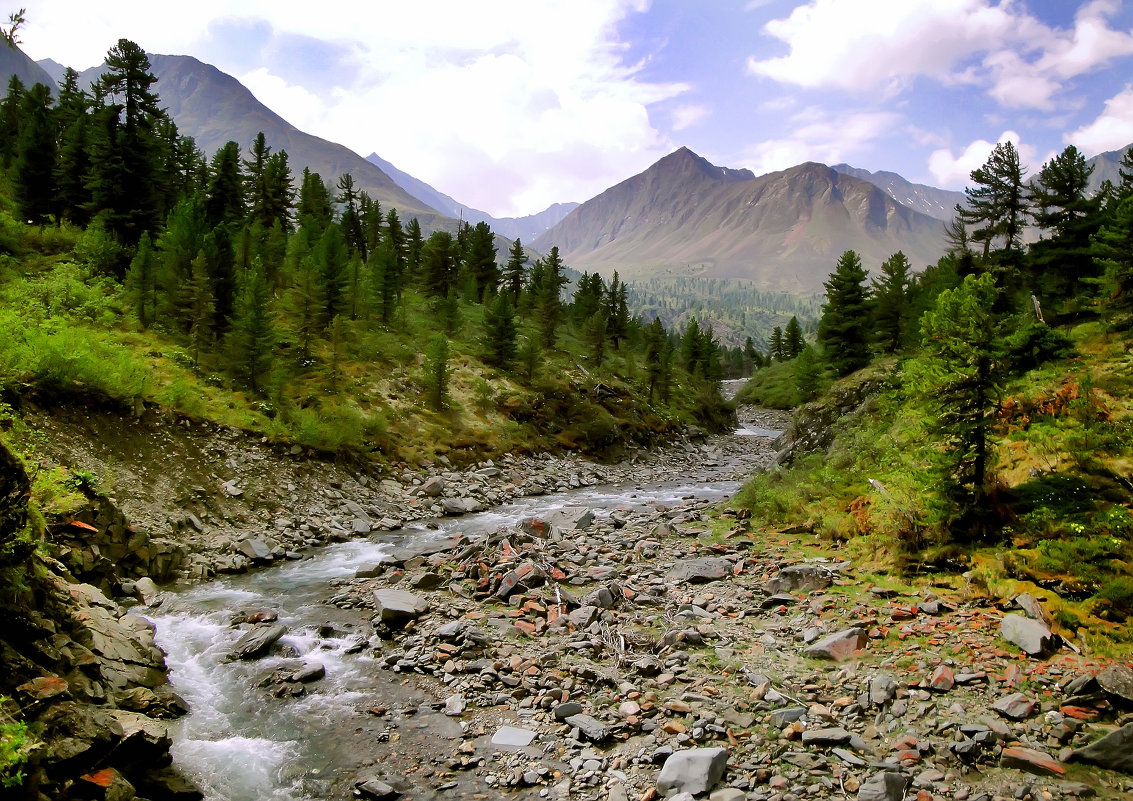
[
  {"xmin": 794, "ymin": 345, "xmax": 821, "ymax": 401},
  {"xmin": 297, "ymin": 168, "xmax": 332, "ymax": 233},
  {"xmin": 871, "ymin": 251, "xmax": 912, "ymax": 353},
  {"xmin": 1092, "ymin": 196, "xmax": 1133, "ymax": 315},
  {"xmin": 157, "ymin": 193, "xmax": 208, "ymax": 330},
  {"xmin": 956, "ymin": 141, "xmax": 1027, "ymax": 258},
  {"xmin": 783, "ymin": 316, "xmax": 805, "ymax": 359},
  {"xmin": 0, "ymin": 75, "xmax": 25, "ymax": 166},
  {"xmin": 482, "ymin": 293, "xmax": 518, "ymax": 368},
  {"xmin": 911, "ymin": 273, "xmax": 1005, "ymax": 535},
  {"xmin": 768, "ymin": 326, "xmax": 785, "ymax": 362},
  {"xmin": 605, "ymin": 271, "xmax": 629, "ymax": 350},
  {"xmin": 1028, "ymin": 145, "xmax": 1101, "ymax": 298},
  {"xmin": 337, "ymin": 173, "xmax": 366, "ymax": 262},
  {"xmin": 205, "ymin": 141, "xmax": 245, "ymax": 228},
  {"xmin": 581, "ymin": 312, "xmax": 608, "ymax": 367},
  {"xmin": 643, "ymin": 317, "xmax": 669, "ymax": 403},
  {"xmin": 533, "ymin": 246, "xmax": 569, "ymax": 347},
  {"xmin": 226, "ymin": 261, "xmax": 275, "ymax": 393},
  {"xmin": 502, "ymin": 238, "xmax": 527, "ymax": 304},
  {"xmin": 421, "ymin": 230, "xmax": 459, "ymax": 298},
  {"xmin": 422, "ymin": 334, "xmax": 450, "ymax": 410},
  {"xmin": 463, "ymin": 220, "xmax": 498, "ymax": 300},
  {"xmin": 13, "ymin": 83, "xmax": 56, "ymax": 224},
  {"xmin": 817, "ymin": 250, "xmax": 872, "ymax": 376},
  {"xmin": 54, "ymin": 70, "xmax": 92, "ymax": 226},
  {"xmin": 125, "ymin": 232, "xmax": 159, "ymax": 327},
  {"xmin": 181, "ymin": 250, "xmax": 215, "ymax": 366}
]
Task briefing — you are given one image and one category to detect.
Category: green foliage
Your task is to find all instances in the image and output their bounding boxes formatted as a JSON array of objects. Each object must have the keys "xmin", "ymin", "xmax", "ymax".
[
  {"xmin": 423, "ymin": 334, "xmax": 450, "ymax": 411},
  {"xmin": 817, "ymin": 250, "xmax": 871, "ymax": 376},
  {"xmin": 0, "ymin": 703, "xmax": 31, "ymax": 789}
]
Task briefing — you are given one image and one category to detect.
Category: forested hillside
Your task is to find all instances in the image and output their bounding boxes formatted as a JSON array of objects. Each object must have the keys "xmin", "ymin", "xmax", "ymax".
[
  {"xmin": 0, "ymin": 39, "xmax": 738, "ymax": 470},
  {"xmin": 738, "ymin": 140, "xmax": 1133, "ymax": 638}
]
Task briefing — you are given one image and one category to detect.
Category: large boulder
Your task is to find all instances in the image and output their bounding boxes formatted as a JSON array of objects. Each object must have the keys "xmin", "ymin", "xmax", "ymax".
[
  {"xmin": 765, "ymin": 564, "xmax": 834, "ymax": 594},
  {"xmin": 656, "ymin": 747, "xmax": 729, "ymax": 796},
  {"xmin": 227, "ymin": 624, "xmax": 287, "ymax": 660},
  {"xmin": 1071, "ymin": 722, "xmax": 1133, "ymax": 774},
  {"xmin": 857, "ymin": 772, "xmax": 908, "ymax": 801},
  {"xmin": 544, "ymin": 506, "xmax": 594, "ymax": 531},
  {"xmin": 373, "ymin": 589, "xmax": 429, "ymax": 626},
  {"xmin": 1000, "ymin": 614, "xmax": 1056, "ymax": 657}
]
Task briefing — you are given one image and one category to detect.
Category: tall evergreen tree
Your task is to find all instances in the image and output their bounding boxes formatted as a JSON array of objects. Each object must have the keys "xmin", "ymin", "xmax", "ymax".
[
  {"xmin": 463, "ymin": 221, "xmax": 498, "ymax": 300},
  {"xmin": 768, "ymin": 326, "xmax": 785, "ymax": 362},
  {"xmin": 13, "ymin": 83, "xmax": 56, "ymax": 224},
  {"xmin": 817, "ymin": 250, "xmax": 872, "ymax": 376},
  {"xmin": 482, "ymin": 293, "xmax": 518, "ymax": 368},
  {"xmin": 605, "ymin": 271, "xmax": 630, "ymax": 350},
  {"xmin": 956, "ymin": 141, "xmax": 1027, "ymax": 259},
  {"xmin": 54, "ymin": 70, "xmax": 92, "ymax": 225},
  {"xmin": 422, "ymin": 334, "xmax": 450, "ymax": 410},
  {"xmin": 226, "ymin": 261, "xmax": 275, "ymax": 393},
  {"xmin": 125, "ymin": 232, "xmax": 159, "ymax": 327},
  {"xmin": 297, "ymin": 168, "xmax": 332, "ymax": 233},
  {"xmin": 0, "ymin": 75, "xmax": 25, "ymax": 166},
  {"xmin": 89, "ymin": 39, "xmax": 166, "ymax": 244},
  {"xmin": 502, "ymin": 237, "xmax": 528, "ymax": 304},
  {"xmin": 182, "ymin": 250, "xmax": 215, "ymax": 366},
  {"xmin": 532, "ymin": 246, "xmax": 569, "ymax": 347},
  {"xmin": 1092, "ymin": 196, "xmax": 1133, "ymax": 315},
  {"xmin": 783, "ymin": 315, "xmax": 805, "ymax": 359},
  {"xmin": 871, "ymin": 251, "xmax": 912, "ymax": 353},
  {"xmin": 420, "ymin": 230, "xmax": 459, "ymax": 298},
  {"xmin": 205, "ymin": 141, "xmax": 246, "ymax": 228},
  {"xmin": 1028, "ymin": 145, "xmax": 1101, "ymax": 299},
  {"xmin": 337, "ymin": 173, "xmax": 366, "ymax": 261}
]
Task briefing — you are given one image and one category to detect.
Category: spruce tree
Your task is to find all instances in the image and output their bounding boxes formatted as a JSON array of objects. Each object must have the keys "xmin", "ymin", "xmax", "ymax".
[
  {"xmin": 421, "ymin": 230, "xmax": 459, "ymax": 298},
  {"xmin": 502, "ymin": 238, "xmax": 527, "ymax": 304},
  {"xmin": 643, "ymin": 317, "xmax": 667, "ymax": 403},
  {"xmin": 533, "ymin": 246, "xmax": 569, "ymax": 347},
  {"xmin": 125, "ymin": 232, "xmax": 159, "ymax": 328},
  {"xmin": 605, "ymin": 271, "xmax": 629, "ymax": 350},
  {"xmin": 226, "ymin": 261, "xmax": 276, "ymax": 393},
  {"xmin": 13, "ymin": 82, "xmax": 56, "ymax": 224},
  {"xmin": 581, "ymin": 312, "xmax": 608, "ymax": 367},
  {"xmin": 1092, "ymin": 196, "xmax": 1133, "ymax": 315},
  {"xmin": 871, "ymin": 251, "xmax": 912, "ymax": 353},
  {"xmin": 482, "ymin": 293, "xmax": 518, "ymax": 368},
  {"xmin": 205, "ymin": 141, "xmax": 245, "ymax": 228},
  {"xmin": 463, "ymin": 220, "xmax": 498, "ymax": 300},
  {"xmin": 422, "ymin": 334, "xmax": 450, "ymax": 410},
  {"xmin": 783, "ymin": 316, "xmax": 805, "ymax": 359},
  {"xmin": 768, "ymin": 326, "xmax": 785, "ymax": 362},
  {"xmin": 1028, "ymin": 145, "xmax": 1101, "ymax": 299},
  {"xmin": 182, "ymin": 250, "xmax": 215, "ymax": 366},
  {"xmin": 817, "ymin": 250, "xmax": 872, "ymax": 376}
]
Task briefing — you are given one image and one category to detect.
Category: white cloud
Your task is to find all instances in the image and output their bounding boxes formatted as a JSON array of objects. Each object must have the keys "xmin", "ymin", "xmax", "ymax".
[
  {"xmin": 1067, "ymin": 84, "xmax": 1133, "ymax": 156},
  {"xmin": 927, "ymin": 130, "xmax": 1037, "ymax": 187},
  {"xmin": 740, "ymin": 109, "xmax": 902, "ymax": 175},
  {"xmin": 670, "ymin": 104, "xmax": 710, "ymax": 131},
  {"xmin": 20, "ymin": 0, "xmax": 684, "ymax": 217},
  {"xmin": 747, "ymin": 0, "xmax": 1133, "ymax": 111}
]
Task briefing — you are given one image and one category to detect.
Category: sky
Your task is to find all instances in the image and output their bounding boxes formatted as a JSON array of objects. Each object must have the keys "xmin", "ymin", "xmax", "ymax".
[{"xmin": 18, "ymin": 0, "xmax": 1133, "ymax": 218}]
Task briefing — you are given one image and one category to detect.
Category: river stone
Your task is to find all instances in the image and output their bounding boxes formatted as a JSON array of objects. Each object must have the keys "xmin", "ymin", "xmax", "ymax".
[
  {"xmin": 374, "ymin": 589, "xmax": 429, "ymax": 625},
  {"xmin": 355, "ymin": 562, "xmax": 384, "ymax": 579},
  {"xmin": 355, "ymin": 776, "xmax": 401, "ymax": 800},
  {"xmin": 441, "ymin": 497, "xmax": 468, "ymax": 516},
  {"xmin": 492, "ymin": 726, "xmax": 537, "ymax": 751},
  {"xmin": 1000, "ymin": 613, "xmax": 1056, "ymax": 657},
  {"xmin": 656, "ymin": 747, "xmax": 729, "ymax": 796},
  {"xmin": 769, "ymin": 707, "xmax": 806, "ymax": 728},
  {"xmin": 554, "ymin": 701, "xmax": 584, "ymax": 720},
  {"xmin": 801, "ymin": 727, "xmax": 852, "ymax": 746},
  {"xmin": 134, "ymin": 576, "xmax": 160, "ymax": 606},
  {"xmin": 421, "ymin": 476, "xmax": 445, "ymax": 496},
  {"xmin": 765, "ymin": 564, "xmax": 833, "ymax": 594},
  {"xmin": 857, "ymin": 772, "xmax": 908, "ymax": 801},
  {"xmin": 1097, "ymin": 664, "xmax": 1133, "ymax": 705},
  {"xmin": 564, "ymin": 714, "xmax": 610, "ymax": 742},
  {"xmin": 666, "ymin": 557, "xmax": 732, "ymax": 584},
  {"xmin": 544, "ymin": 506, "xmax": 594, "ymax": 531},
  {"xmin": 1071, "ymin": 722, "xmax": 1133, "ymax": 773},
  {"xmin": 804, "ymin": 628, "xmax": 867, "ymax": 661},
  {"xmin": 228, "ymin": 624, "xmax": 286, "ymax": 660}
]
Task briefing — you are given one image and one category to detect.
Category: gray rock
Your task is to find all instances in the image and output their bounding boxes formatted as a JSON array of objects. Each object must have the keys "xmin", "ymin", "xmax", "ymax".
[
  {"xmin": 869, "ymin": 674, "xmax": 898, "ymax": 707},
  {"xmin": 666, "ymin": 557, "xmax": 732, "ymax": 584},
  {"xmin": 228, "ymin": 624, "xmax": 286, "ymax": 660},
  {"xmin": 373, "ymin": 589, "xmax": 429, "ymax": 626},
  {"xmin": 993, "ymin": 692, "xmax": 1036, "ymax": 720},
  {"xmin": 292, "ymin": 663, "xmax": 325, "ymax": 683},
  {"xmin": 444, "ymin": 694, "xmax": 465, "ymax": 716},
  {"xmin": 801, "ymin": 727, "xmax": 852, "ymax": 746},
  {"xmin": 134, "ymin": 576, "xmax": 160, "ymax": 606},
  {"xmin": 770, "ymin": 707, "xmax": 806, "ymax": 728},
  {"xmin": 656, "ymin": 747, "xmax": 729, "ymax": 796},
  {"xmin": 857, "ymin": 772, "xmax": 909, "ymax": 801},
  {"xmin": 804, "ymin": 627, "xmax": 867, "ymax": 661},
  {"xmin": 1000, "ymin": 613, "xmax": 1056, "ymax": 657},
  {"xmin": 1097, "ymin": 664, "xmax": 1133, "ymax": 705},
  {"xmin": 491, "ymin": 726, "xmax": 536, "ymax": 751},
  {"xmin": 441, "ymin": 497, "xmax": 468, "ymax": 516},
  {"xmin": 1014, "ymin": 592, "xmax": 1053, "ymax": 626},
  {"xmin": 545, "ymin": 506, "xmax": 594, "ymax": 531},
  {"xmin": 355, "ymin": 562, "xmax": 384, "ymax": 579},
  {"xmin": 564, "ymin": 714, "xmax": 610, "ymax": 742},
  {"xmin": 355, "ymin": 777, "xmax": 400, "ymax": 800},
  {"xmin": 553, "ymin": 701, "xmax": 584, "ymax": 720},
  {"xmin": 1071, "ymin": 722, "xmax": 1133, "ymax": 774},
  {"xmin": 765, "ymin": 563, "xmax": 833, "ymax": 594},
  {"xmin": 236, "ymin": 538, "xmax": 272, "ymax": 561},
  {"xmin": 421, "ymin": 476, "xmax": 445, "ymax": 496}
]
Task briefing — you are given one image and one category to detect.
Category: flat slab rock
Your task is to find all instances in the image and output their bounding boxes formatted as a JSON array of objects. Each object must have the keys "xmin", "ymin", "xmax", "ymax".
[
  {"xmin": 1097, "ymin": 664, "xmax": 1133, "ymax": 705},
  {"xmin": 227, "ymin": 624, "xmax": 286, "ymax": 660},
  {"xmin": 665, "ymin": 557, "xmax": 732, "ymax": 584},
  {"xmin": 1000, "ymin": 613, "xmax": 1056, "ymax": 657},
  {"xmin": 491, "ymin": 726, "xmax": 537, "ymax": 751},
  {"xmin": 373, "ymin": 589, "xmax": 429, "ymax": 625}
]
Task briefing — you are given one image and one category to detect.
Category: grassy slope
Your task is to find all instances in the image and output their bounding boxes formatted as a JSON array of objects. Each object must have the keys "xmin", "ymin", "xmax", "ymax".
[{"xmin": 734, "ymin": 321, "xmax": 1133, "ymax": 648}]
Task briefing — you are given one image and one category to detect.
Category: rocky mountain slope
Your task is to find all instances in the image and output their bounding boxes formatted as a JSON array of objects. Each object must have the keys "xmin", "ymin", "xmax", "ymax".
[
  {"xmin": 831, "ymin": 164, "xmax": 966, "ymax": 222},
  {"xmin": 534, "ymin": 148, "xmax": 948, "ymax": 292}
]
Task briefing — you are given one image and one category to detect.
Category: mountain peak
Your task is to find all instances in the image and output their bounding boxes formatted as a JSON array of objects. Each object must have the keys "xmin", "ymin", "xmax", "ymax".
[{"xmin": 656, "ymin": 147, "xmax": 755, "ymax": 183}]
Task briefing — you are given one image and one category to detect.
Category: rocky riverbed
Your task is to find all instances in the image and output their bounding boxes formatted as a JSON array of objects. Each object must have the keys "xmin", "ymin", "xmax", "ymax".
[{"xmin": 8, "ymin": 399, "xmax": 1133, "ymax": 801}]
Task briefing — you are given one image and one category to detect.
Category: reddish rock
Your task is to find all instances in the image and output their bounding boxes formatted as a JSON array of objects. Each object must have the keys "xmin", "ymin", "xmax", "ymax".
[
  {"xmin": 804, "ymin": 628, "xmax": 867, "ymax": 661},
  {"xmin": 929, "ymin": 665, "xmax": 955, "ymax": 692},
  {"xmin": 1001, "ymin": 746, "xmax": 1066, "ymax": 776},
  {"xmin": 17, "ymin": 676, "xmax": 68, "ymax": 700}
]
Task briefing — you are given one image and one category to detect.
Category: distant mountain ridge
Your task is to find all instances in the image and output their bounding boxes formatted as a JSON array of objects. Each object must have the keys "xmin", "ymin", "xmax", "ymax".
[
  {"xmin": 365, "ymin": 152, "xmax": 577, "ymax": 242},
  {"xmin": 831, "ymin": 164, "xmax": 965, "ymax": 221},
  {"xmin": 534, "ymin": 147, "xmax": 947, "ymax": 292},
  {"xmin": 1, "ymin": 45, "xmax": 57, "ymax": 96}
]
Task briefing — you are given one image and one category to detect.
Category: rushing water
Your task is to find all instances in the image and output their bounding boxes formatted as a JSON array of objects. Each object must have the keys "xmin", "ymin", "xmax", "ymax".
[{"xmin": 147, "ymin": 472, "xmax": 763, "ymax": 800}]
